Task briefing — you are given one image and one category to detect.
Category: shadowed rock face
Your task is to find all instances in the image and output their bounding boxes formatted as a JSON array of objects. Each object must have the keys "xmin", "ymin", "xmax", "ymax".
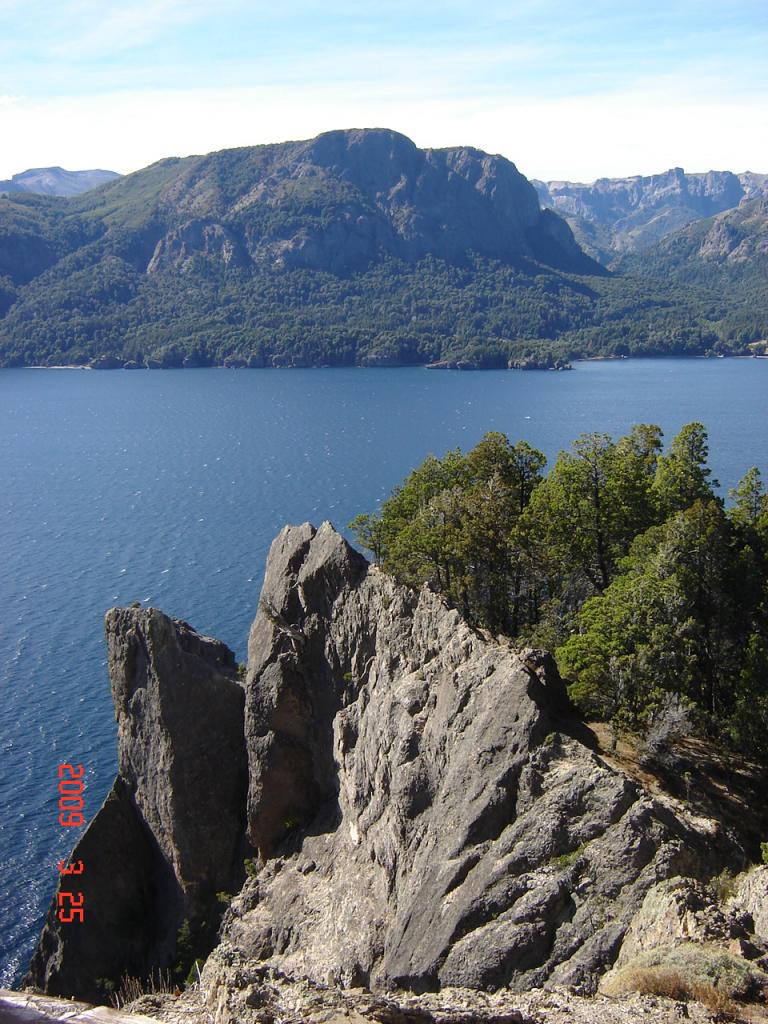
[
  {"xmin": 27, "ymin": 524, "xmax": 746, "ymax": 1003},
  {"xmin": 26, "ymin": 609, "xmax": 249, "ymax": 1003},
  {"xmin": 25, "ymin": 777, "xmax": 164, "ymax": 1004}
]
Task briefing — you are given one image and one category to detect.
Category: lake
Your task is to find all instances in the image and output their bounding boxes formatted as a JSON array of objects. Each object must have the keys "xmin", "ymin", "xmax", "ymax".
[{"xmin": 1, "ymin": 358, "xmax": 767, "ymax": 985}]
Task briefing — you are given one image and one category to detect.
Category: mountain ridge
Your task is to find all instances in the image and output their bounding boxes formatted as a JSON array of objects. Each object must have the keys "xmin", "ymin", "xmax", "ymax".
[
  {"xmin": 534, "ymin": 168, "xmax": 768, "ymax": 262},
  {"xmin": 0, "ymin": 166, "xmax": 121, "ymax": 198}
]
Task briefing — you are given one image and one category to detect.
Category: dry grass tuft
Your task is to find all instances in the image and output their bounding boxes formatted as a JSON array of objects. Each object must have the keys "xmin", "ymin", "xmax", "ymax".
[
  {"xmin": 617, "ymin": 966, "xmax": 739, "ymax": 1018},
  {"xmin": 111, "ymin": 968, "xmax": 177, "ymax": 1009}
]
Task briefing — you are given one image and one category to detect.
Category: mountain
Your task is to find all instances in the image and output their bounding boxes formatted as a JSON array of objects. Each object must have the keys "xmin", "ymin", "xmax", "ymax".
[
  {"xmin": 0, "ymin": 131, "xmax": 766, "ymax": 370},
  {"xmin": 0, "ymin": 166, "xmax": 121, "ymax": 198},
  {"xmin": 25, "ymin": 523, "xmax": 768, "ymax": 1020},
  {"xmin": 615, "ymin": 197, "xmax": 768, "ymax": 349},
  {"xmin": 0, "ymin": 128, "xmax": 612, "ymax": 369},
  {"xmin": 133, "ymin": 129, "xmax": 596, "ymax": 274},
  {"xmin": 534, "ymin": 169, "xmax": 768, "ymax": 263},
  {"xmin": 646, "ymin": 195, "xmax": 768, "ymax": 264}
]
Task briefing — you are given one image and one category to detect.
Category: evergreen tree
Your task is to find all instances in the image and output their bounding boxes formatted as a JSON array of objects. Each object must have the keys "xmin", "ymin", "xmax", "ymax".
[{"xmin": 653, "ymin": 422, "xmax": 718, "ymax": 515}]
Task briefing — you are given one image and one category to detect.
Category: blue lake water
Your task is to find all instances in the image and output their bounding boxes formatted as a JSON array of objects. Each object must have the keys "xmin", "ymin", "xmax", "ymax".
[{"xmin": 1, "ymin": 358, "xmax": 767, "ymax": 985}]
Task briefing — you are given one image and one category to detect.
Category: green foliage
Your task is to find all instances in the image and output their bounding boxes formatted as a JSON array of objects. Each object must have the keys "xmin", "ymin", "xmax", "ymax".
[
  {"xmin": 355, "ymin": 422, "xmax": 768, "ymax": 758},
  {"xmin": 559, "ymin": 497, "xmax": 762, "ymax": 737},
  {"xmin": 523, "ymin": 424, "xmax": 663, "ymax": 597},
  {"xmin": 172, "ymin": 918, "xmax": 195, "ymax": 983},
  {"xmin": 350, "ymin": 432, "xmax": 546, "ymax": 634},
  {"xmin": 653, "ymin": 422, "xmax": 718, "ymax": 515},
  {"xmin": 761, "ymin": 842, "xmax": 768, "ymax": 865},
  {"xmin": 244, "ymin": 857, "xmax": 260, "ymax": 878},
  {"xmin": 550, "ymin": 843, "xmax": 587, "ymax": 869},
  {"xmin": 728, "ymin": 467, "xmax": 768, "ymax": 534}
]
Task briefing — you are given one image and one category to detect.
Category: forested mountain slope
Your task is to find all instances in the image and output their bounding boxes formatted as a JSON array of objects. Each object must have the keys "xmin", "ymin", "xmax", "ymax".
[{"xmin": 0, "ymin": 131, "xmax": 765, "ymax": 368}]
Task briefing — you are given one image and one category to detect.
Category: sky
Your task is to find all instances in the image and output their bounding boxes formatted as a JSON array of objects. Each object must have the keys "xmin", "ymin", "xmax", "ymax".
[{"xmin": 1, "ymin": 0, "xmax": 766, "ymax": 183}]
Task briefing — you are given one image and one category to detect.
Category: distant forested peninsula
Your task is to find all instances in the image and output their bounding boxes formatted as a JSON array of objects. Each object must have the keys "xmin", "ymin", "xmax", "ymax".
[{"xmin": 1, "ymin": 129, "xmax": 766, "ymax": 369}]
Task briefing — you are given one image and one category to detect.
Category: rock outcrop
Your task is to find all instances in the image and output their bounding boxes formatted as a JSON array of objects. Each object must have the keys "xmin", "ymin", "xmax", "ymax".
[
  {"xmin": 730, "ymin": 865, "xmax": 768, "ymax": 944},
  {"xmin": 599, "ymin": 873, "xmax": 768, "ymax": 1003},
  {"xmin": 26, "ymin": 524, "xmax": 752, "ymax": 1006},
  {"xmin": 26, "ymin": 609, "xmax": 249, "ymax": 1003},
  {"xmin": 140, "ymin": 129, "xmax": 598, "ymax": 275}
]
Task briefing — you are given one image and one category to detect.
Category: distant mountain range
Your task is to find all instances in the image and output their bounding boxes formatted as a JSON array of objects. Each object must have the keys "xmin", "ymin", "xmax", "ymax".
[
  {"xmin": 534, "ymin": 168, "xmax": 768, "ymax": 263},
  {"xmin": 0, "ymin": 131, "xmax": 766, "ymax": 369},
  {"xmin": 0, "ymin": 166, "xmax": 121, "ymax": 198}
]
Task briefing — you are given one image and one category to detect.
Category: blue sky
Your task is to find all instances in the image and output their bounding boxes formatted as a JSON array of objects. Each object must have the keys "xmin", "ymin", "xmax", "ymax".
[{"xmin": 1, "ymin": 0, "xmax": 766, "ymax": 181}]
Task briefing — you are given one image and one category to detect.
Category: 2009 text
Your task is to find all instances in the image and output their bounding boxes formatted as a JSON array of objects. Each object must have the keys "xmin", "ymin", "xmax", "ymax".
[{"xmin": 57, "ymin": 764, "xmax": 85, "ymax": 923}]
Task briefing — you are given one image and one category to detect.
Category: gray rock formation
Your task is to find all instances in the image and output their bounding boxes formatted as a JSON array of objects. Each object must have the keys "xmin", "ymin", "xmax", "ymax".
[
  {"xmin": 143, "ymin": 129, "xmax": 599, "ymax": 275},
  {"xmin": 533, "ymin": 168, "xmax": 768, "ymax": 261},
  {"xmin": 731, "ymin": 866, "xmax": 768, "ymax": 943},
  {"xmin": 225, "ymin": 524, "xmax": 741, "ymax": 995},
  {"xmin": 26, "ymin": 524, "xmax": 750, "ymax": 1004},
  {"xmin": 613, "ymin": 878, "xmax": 750, "ymax": 966},
  {"xmin": 107, "ymin": 609, "xmax": 248, "ymax": 908},
  {"xmin": 26, "ymin": 609, "xmax": 249, "ymax": 1002}
]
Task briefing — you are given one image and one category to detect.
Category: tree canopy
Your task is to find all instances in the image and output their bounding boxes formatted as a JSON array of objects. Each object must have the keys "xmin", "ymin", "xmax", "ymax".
[{"xmin": 351, "ymin": 424, "xmax": 768, "ymax": 757}]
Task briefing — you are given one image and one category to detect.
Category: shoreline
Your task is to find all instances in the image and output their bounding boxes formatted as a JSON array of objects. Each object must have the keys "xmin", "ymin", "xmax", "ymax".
[{"xmin": 10, "ymin": 353, "xmax": 768, "ymax": 372}]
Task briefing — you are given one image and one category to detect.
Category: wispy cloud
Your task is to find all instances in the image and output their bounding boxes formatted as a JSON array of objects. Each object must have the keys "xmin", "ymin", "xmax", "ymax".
[{"xmin": 0, "ymin": 0, "xmax": 766, "ymax": 179}]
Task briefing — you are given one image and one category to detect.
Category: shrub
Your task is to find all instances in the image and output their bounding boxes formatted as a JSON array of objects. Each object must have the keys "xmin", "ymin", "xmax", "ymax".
[
  {"xmin": 601, "ymin": 942, "xmax": 768, "ymax": 1009},
  {"xmin": 617, "ymin": 967, "xmax": 737, "ymax": 1016},
  {"xmin": 550, "ymin": 843, "xmax": 587, "ymax": 869},
  {"xmin": 606, "ymin": 966, "xmax": 741, "ymax": 1015},
  {"xmin": 711, "ymin": 868, "xmax": 738, "ymax": 903},
  {"xmin": 110, "ymin": 969, "xmax": 175, "ymax": 1009}
]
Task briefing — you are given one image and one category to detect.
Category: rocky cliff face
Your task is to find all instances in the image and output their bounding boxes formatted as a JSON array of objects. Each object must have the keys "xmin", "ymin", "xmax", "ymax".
[
  {"xmin": 143, "ymin": 129, "xmax": 597, "ymax": 275},
  {"xmin": 26, "ymin": 524, "xmax": 753, "ymax": 1008},
  {"xmin": 26, "ymin": 609, "xmax": 249, "ymax": 1003},
  {"xmin": 534, "ymin": 168, "xmax": 768, "ymax": 261}
]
